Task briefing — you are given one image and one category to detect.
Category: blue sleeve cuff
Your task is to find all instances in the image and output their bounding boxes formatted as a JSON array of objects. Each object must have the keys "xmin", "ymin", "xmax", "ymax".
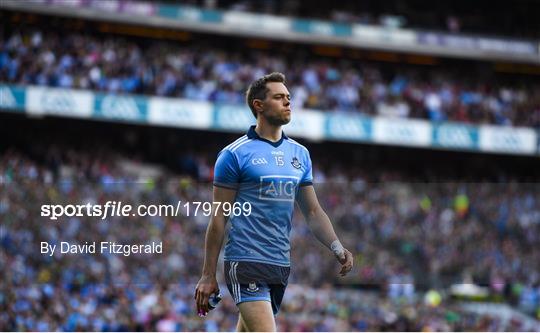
[{"xmin": 213, "ymin": 182, "xmax": 239, "ymax": 190}]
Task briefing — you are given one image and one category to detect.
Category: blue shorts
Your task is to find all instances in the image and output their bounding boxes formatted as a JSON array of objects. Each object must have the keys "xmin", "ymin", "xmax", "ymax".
[{"xmin": 224, "ymin": 261, "xmax": 290, "ymax": 314}]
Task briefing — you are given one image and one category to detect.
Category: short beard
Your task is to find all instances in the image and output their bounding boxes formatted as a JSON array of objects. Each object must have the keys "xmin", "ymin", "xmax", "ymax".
[{"xmin": 266, "ymin": 114, "xmax": 290, "ymax": 126}]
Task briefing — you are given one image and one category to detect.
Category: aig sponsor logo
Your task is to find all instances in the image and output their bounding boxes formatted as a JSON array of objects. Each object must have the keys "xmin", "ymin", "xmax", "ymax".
[
  {"xmin": 252, "ymin": 157, "xmax": 268, "ymax": 165},
  {"xmin": 259, "ymin": 175, "xmax": 299, "ymax": 202}
]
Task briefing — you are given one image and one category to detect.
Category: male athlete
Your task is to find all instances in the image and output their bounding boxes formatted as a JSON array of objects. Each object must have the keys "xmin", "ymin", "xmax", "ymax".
[{"xmin": 195, "ymin": 72, "xmax": 354, "ymax": 331}]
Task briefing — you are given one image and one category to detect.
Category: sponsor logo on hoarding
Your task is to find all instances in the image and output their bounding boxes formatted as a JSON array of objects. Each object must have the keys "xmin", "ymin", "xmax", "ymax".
[
  {"xmin": 40, "ymin": 90, "xmax": 77, "ymax": 112},
  {"xmin": 214, "ymin": 105, "xmax": 253, "ymax": 130},
  {"xmin": 311, "ymin": 22, "xmax": 334, "ymax": 35},
  {"xmin": 284, "ymin": 110, "xmax": 325, "ymax": 140},
  {"xmin": 434, "ymin": 125, "xmax": 476, "ymax": 148},
  {"xmin": 479, "ymin": 126, "xmax": 537, "ymax": 154},
  {"xmin": 373, "ymin": 118, "xmax": 431, "ymax": 147},
  {"xmin": 179, "ymin": 7, "xmax": 203, "ymax": 21},
  {"xmin": 0, "ymin": 86, "xmax": 17, "ymax": 108},
  {"xmin": 97, "ymin": 95, "xmax": 143, "ymax": 121},
  {"xmin": 26, "ymin": 86, "xmax": 93, "ymax": 117},
  {"xmin": 148, "ymin": 97, "xmax": 212, "ymax": 128},
  {"xmin": 326, "ymin": 115, "xmax": 370, "ymax": 141}
]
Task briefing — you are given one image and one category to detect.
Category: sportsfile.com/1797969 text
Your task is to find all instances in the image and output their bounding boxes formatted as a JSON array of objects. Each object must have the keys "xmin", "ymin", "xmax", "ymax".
[{"xmin": 40, "ymin": 201, "xmax": 252, "ymax": 220}]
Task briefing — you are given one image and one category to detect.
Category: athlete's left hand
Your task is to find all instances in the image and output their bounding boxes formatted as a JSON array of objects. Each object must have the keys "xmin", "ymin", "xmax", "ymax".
[{"xmin": 336, "ymin": 248, "xmax": 353, "ymax": 276}]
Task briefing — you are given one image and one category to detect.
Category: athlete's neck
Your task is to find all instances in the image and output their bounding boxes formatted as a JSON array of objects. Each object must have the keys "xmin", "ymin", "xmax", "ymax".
[{"xmin": 254, "ymin": 124, "xmax": 282, "ymax": 142}]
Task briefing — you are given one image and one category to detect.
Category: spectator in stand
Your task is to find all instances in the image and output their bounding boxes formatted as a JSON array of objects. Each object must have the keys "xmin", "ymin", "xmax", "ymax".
[
  {"xmin": 1, "ymin": 146, "xmax": 539, "ymax": 331},
  {"xmin": 1, "ymin": 29, "xmax": 539, "ymax": 128}
]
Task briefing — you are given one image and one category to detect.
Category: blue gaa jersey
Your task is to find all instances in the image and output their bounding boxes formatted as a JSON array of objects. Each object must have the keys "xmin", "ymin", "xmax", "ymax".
[{"xmin": 214, "ymin": 125, "xmax": 313, "ymax": 267}]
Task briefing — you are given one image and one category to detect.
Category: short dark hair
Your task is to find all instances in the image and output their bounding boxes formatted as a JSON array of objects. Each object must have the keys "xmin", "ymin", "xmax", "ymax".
[{"xmin": 245, "ymin": 72, "xmax": 286, "ymax": 118}]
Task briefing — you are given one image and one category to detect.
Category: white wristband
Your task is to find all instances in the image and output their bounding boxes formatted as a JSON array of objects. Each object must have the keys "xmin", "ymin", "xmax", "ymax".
[{"xmin": 330, "ymin": 240, "xmax": 345, "ymax": 257}]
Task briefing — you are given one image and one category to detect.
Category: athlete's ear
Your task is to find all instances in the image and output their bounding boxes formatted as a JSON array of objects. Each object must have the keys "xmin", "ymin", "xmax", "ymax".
[{"xmin": 253, "ymin": 99, "xmax": 264, "ymax": 113}]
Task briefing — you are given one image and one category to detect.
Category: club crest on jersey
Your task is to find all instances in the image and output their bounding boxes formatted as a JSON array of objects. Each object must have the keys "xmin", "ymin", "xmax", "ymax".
[
  {"xmin": 291, "ymin": 157, "xmax": 302, "ymax": 169},
  {"xmin": 247, "ymin": 282, "xmax": 259, "ymax": 292}
]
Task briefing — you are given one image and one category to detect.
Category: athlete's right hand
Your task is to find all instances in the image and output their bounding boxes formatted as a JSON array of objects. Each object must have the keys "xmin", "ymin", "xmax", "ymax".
[{"xmin": 194, "ymin": 274, "xmax": 219, "ymax": 317}]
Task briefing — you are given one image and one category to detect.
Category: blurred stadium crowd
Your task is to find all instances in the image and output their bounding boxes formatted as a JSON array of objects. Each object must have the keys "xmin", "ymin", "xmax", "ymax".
[
  {"xmin": 164, "ymin": 0, "xmax": 540, "ymax": 39},
  {"xmin": 2, "ymin": 29, "xmax": 540, "ymax": 128},
  {"xmin": 1, "ymin": 147, "xmax": 539, "ymax": 331}
]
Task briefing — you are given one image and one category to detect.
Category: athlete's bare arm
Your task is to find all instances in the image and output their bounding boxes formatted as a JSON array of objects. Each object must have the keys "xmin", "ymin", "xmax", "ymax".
[
  {"xmin": 296, "ymin": 185, "xmax": 353, "ymax": 276},
  {"xmin": 194, "ymin": 186, "xmax": 237, "ymax": 316}
]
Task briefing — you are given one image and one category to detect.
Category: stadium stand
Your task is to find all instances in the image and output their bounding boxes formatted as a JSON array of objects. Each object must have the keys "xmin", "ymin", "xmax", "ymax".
[
  {"xmin": 1, "ymin": 26, "xmax": 539, "ymax": 127},
  {"xmin": 1, "ymin": 115, "xmax": 539, "ymax": 331}
]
